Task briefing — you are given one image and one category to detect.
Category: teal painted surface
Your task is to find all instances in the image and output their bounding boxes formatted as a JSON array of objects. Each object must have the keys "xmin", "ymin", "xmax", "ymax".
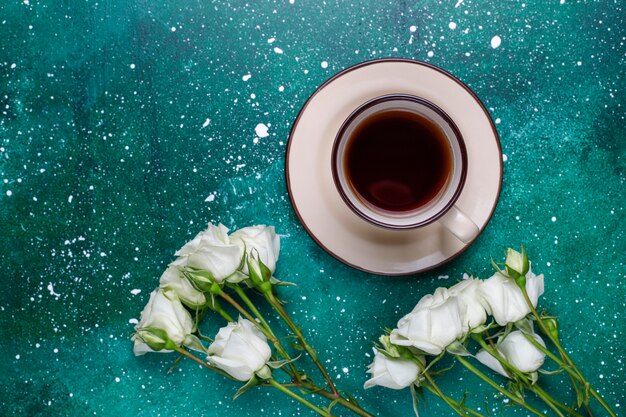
[{"xmin": 0, "ymin": 0, "xmax": 624, "ymax": 416}]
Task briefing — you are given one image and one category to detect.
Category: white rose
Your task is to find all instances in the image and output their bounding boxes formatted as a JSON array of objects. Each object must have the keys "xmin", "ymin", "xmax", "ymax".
[
  {"xmin": 476, "ymin": 330, "xmax": 546, "ymax": 378},
  {"xmin": 132, "ymin": 288, "xmax": 194, "ymax": 355},
  {"xmin": 159, "ymin": 265, "xmax": 206, "ymax": 308},
  {"xmin": 172, "ymin": 223, "xmax": 244, "ymax": 283},
  {"xmin": 479, "ymin": 270, "xmax": 544, "ymax": 326},
  {"xmin": 505, "ymin": 247, "xmax": 528, "ymax": 276},
  {"xmin": 449, "ymin": 275, "xmax": 489, "ymax": 332},
  {"xmin": 230, "ymin": 225, "xmax": 280, "ymax": 274},
  {"xmin": 208, "ymin": 317, "xmax": 272, "ymax": 381},
  {"xmin": 364, "ymin": 349, "xmax": 424, "ymax": 390},
  {"xmin": 390, "ymin": 287, "xmax": 464, "ymax": 355}
]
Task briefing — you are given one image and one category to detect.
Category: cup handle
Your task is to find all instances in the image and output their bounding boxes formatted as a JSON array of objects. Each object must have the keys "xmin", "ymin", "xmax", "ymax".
[{"xmin": 438, "ymin": 205, "xmax": 479, "ymax": 244}]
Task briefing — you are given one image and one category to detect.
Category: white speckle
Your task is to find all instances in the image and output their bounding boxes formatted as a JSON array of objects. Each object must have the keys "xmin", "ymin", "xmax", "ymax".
[
  {"xmin": 242, "ymin": 74, "xmax": 252, "ymax": 81},
  {"xmin": 342, "ymin": 367, "xmax": 349, "ymax": 373},
  {"xmin": 495, "ymin": 118, "xmax": 501, "ymax": 124},
  {"xmin": 449, "ymin": 22, "xmax": 457, "ymax": 30},
  {"xmin": 130, "ymin": 289, "xmax": 142, "ymax": 295},
  {"xmin": 289, "ymin": 0, "xmax": 294, "ymax": 3},
  {"xmin": 321, "ymin": 61, "xmax": 328, "ymax": 69},
  {"xmin": 577, "ymin": 61, "xmax": 582, "ymax": 66},
  {"xmin": 301, "ymin": 296, "xmax": 307, "ymax": 300},
  {"xmin": 130, "ymin": 63, "xmax": 135, "ymax": 69},
  {"xmin": 170, "ymin": 26, "xmax": 176, "ymax": 32},
  {"xmin": 15, "ymin": 354, "xmax": 20, "ymax": 360},
  {"xmin": 491, "ymin": 35, "xmax": 502, "ymax": 48},
  {"xmin": 551, "ymin": 216, "xmax": 557, "ymax": 222},
  {"xmin": 250, "ymin": 93, "xmax": 256, "ymax": 99},
  {"xmin": 115, "ymin": 377, "xmax": 121, "ymax": 383},
  {"xmin": 455, "ymin": 0, "xmax": 464, "ymax": 7},
  {"xmin": 409, "ymin": 25, "xmax": 417, "ymax": 32},
  {"xmin": 278, "ymin": 85, "xmax": 284, "ymax": 92},
  {"xmin": 100, "ymin": 252, "xmax": 107, "ymax": 257},
  {"xmin": 6, "ymin": 190, "xmax": 12, "ymax": 197},
  {"xmin": 68, "ymin": 195, "xmax": 73, "ymax": 203},
  {"xmin": 205, "ymin": 194, "xmax": 215, "ymax": 202},
  {"xmin": 255, "ymin": 123, "xmax": 269, "ymax": 138},
  {"xmin": 202, "ymin": 118, "xmax": 210, "ymax": 128},
  {"xmin": 24, "ymin": 0, "xmax": 29, "ymax": 4},
  {"xmin": 253, "ymin": 137, "xmax": 259, "ymax": 144},
  {"xmin": 427, "ymin": 51, "xmax": 434, "ymax": 57},
  {"xmin": 267, "ymin": 37, "xmax": 275, "ymax": 44},
  {"xmin": 53, "ymin": 348, "xmax": 59, "ymax": 354},
  {"xmin": 560, "ymin": 0, "xmax": 565, "ymax": 3},
  {"xmin": 502, "ymin": 154, "xmax": 508, "ymax": 162},
  {"xmin": 438, "ymin": 275, "xmax": 449, "ymax": 280},
  {"xmin": 47, "ymin": 283, "xmax": 61, "ymax": 298},
  {"xmin": 129, "ymin": 318, "xmax": 139, "ymax": 325},
  {"xmin": 273, "ymin": 47, "xmax": 283, "ymax": 54},
  {"xmin": 546, "ymin": 262, "xmax": 551, "ymax": 267},
  {"xmin": 10, "ymin": 63, "xmax": 16, "ymax": 69}
]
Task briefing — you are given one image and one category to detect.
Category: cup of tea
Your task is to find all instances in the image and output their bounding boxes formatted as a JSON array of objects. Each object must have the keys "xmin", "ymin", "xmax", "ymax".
[{"xmin": 331, "ymin": 94, "xmax": 479, "ymax": 243}]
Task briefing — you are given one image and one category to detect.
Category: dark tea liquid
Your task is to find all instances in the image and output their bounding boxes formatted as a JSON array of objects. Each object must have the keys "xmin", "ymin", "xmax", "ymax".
[{"xmin": 344, "ymin": 110, "xmax": 452, "ymax": 212}]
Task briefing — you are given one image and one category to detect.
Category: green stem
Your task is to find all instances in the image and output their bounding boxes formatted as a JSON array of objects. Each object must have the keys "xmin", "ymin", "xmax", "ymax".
[
  {"xmin": 530, "ymin": 385, "xmax": 566, "ymax": 417},
  {"xmin": 218, "ymin": 291, "xmax": 275, "ymax": 340},
  {"xmin": 456, "ymin": 356, "xmax": 545, "ymax": 417},
  {"xmin": 215, "ymin": 305, "xmax": 235, "ymax": 322},
  {"xmin": 422, "ymin": 379, "xmax": 485, "ymax": 417},
  {"xmin": 520, "ymin": 289, "xmax": 617, "ymax": 417},
  {"xmin": 173, "ymin": 346, "xmax": 236, "ymax": 381},
  {"xmin": 232, "ymin": 285, "xmax": 302, "ymax": 383},
  {"xmin": 265, "ymin": 291, "xmax": 339, "ymax": 397},
  {"xmin": 300, "ymin": 382, "xmax": 376, "ymax": 417},
  {"xmin": 268, "ymin": 379, "xmax": 335, "ymax": 417}
]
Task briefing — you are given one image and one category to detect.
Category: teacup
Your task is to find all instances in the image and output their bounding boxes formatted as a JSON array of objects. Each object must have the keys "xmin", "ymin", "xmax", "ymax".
[{"xmin": 331, "ymin": 94, "xmax": 479, "ymax": 243}]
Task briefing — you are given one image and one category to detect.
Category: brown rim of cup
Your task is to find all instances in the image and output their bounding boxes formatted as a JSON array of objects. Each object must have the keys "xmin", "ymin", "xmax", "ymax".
[{"xmin": 330, "ymin": 94, "xmax": 468, "ymax": 230}]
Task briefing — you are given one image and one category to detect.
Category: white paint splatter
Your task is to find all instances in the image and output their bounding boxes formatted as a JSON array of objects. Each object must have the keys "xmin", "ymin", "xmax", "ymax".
[
  {"xmin": 427, "ymin": 51, "xmax": 434, "ymax": 57},
  {"xmin": 250, "ymin": 93, "xmax": 256, "ymax": 99},
  {"xmin": 6, "ymin": 190, "xmax": 12, "ymax": 197},
  {"xmin": 170, "ymin": 26, "xmax": 176, "ymax": 32},
  {"xmin": 205, "ymin": 194, "xmax": 215, "ymax": 202},
  {"xmin": 455, "ymin": 0, "xmax": 464, "ymax": 7},
  {"xmin": 255, "ymin": 123, "xmax": 269, "ymax": 138},
  {"xmin": 68, "ymin": 195, "xmax": 73, "ymax": 203},
  {"xmin": 129, "ymin": 318, "xmax": 139, "ymax": 325},
  {"xmin": 551, "ymin": 216, "xmax": 557, "ymax": 222},
  {"xmin": 289, "ymin": 0, "xmax": 294, "ymax": 4},
  {"xmin": 130, "ymin": 289, "xmax": 142, "ymax": 295},
  {"xmin": 495, "ymin": 118, "xmax": 501, "ymax": 124},
  {"xmin": 242, "ymin": 74, "xmax": 252, "ymax": 81},
  {"xmin": 577, "ymin": 61, "xmax": 582, "ymax": 66},
  {"xmin": 130, "ymin": 63, "xmax": 136, "ymax": 69},
  {"xmin": 47, "ymin": 283, "xmax": 61, "ymax": 298},
  {"xmin": 10, "ymin": 63, "xmax": 16, "ymax": 69},
  {"xmin": 278, "ymin": 85, "xmax": 284, "ymax": 92},
  {"xmin": 560, "ymin": 0, "xmax": 565, "ymax": 4},
  {"xmin": 491, "ymin": 35, "xmax": 502, "ymax": 48},
  {"xmin": 202, "ymin": 118, "xmax": 210, "ymax": 128},
  {"xmin": 267, "ymin": 37, "xmax": 275, "ymax": 44},
  {"xmin": 409, "ymin": 25, "xmax": 417, "ymax": 32},
  {"xmin": 502, "ymin": 154, "xmax": 508, "ymax": 162},
  {"xmin": 273, "ymin": 47, "xmax": 284, "ymax": 54},
  {"xmin": 321, "ymin": 61, "xmax": 328, "ymax": 69},
  {"xmin": 449, "ymin": 22, "xmax": 457, "ymax": 30}
]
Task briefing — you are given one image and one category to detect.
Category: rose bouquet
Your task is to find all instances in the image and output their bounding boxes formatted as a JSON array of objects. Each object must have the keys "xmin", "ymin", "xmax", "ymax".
[
  {"xmin": 132, "ymin": 223, "xmax": 374, "ymax": 417},
  {"xmin": 365, "ymin": 247, "xmax": 617, "ymax": 417}
]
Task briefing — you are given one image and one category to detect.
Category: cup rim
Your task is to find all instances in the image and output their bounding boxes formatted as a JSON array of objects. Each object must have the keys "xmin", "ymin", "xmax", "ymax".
[{"xmin": 331, "ymin": 94, "xmax": 468, "ymax": 230}]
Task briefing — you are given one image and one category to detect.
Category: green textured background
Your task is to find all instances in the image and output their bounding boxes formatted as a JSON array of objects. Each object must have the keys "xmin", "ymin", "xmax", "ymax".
[{"xmin": 1, "ymin": 0, "xmax": 624, "ymax": 416}]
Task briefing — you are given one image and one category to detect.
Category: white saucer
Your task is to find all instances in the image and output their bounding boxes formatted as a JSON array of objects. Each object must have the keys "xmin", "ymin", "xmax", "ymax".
[{"xmin": 286, "ymin": 59, "xmax": 502, "ymax": 276}]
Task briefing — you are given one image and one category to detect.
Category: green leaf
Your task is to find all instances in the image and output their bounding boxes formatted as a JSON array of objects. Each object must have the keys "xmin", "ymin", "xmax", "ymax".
[
  {"xmin": 446, "ymin": 341, "xmax": 472, "ymax": 357},
  {"xmin": 327, "ymin": 399, "xmax": 340, "ymax": 415},
  {"xmin": 267, "ymin": 354, "xmax": 302, "ymax": 369},
  {"xmin": 289, "ymin": 341, "xmax": 305, "ymax": 351},
  {"xmin": 538, "ymin": 368, "xmax": 564, "ymax": 376},
  {"xmin": 183, "ymin": 334, "xmax": 207, "ymax": 353},
  {"xmin": 514, "ymin": 318, "xmax": 534, "ymax": 335},
  {"xmin": 233, "ymin": 375, "xmax": 259, "ymax": 400},
  {"xmin": 269, "ymin": 277, "xmax": 297, "ymax": 286}
]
